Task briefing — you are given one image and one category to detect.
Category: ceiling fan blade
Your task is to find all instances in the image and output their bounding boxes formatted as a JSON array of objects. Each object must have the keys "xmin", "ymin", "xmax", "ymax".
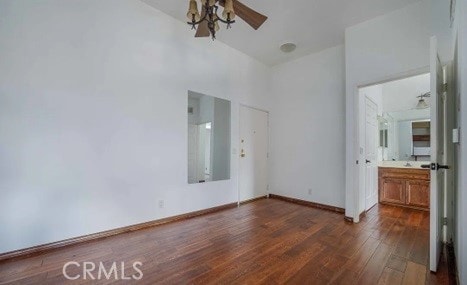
[
  {"xmin": 195, "ymin": 6, "xmax": 210, "ymax": 37},
  {"xmin": 219, "ymin": 0, "xmax": 268, "ymax": 30}
]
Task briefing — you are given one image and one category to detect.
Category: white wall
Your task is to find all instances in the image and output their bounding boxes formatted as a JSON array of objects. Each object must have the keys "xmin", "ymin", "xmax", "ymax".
[
  {"xmin": 345, "ymin": 1, "xmax": 431, "ymax": 219},
  {"xmin": 0, "ymin": 0, "xmax": 271, "ymax": 253},
  {"xmin": 269, "ymin": 45, "xmax": 345, "ymax": 208}
]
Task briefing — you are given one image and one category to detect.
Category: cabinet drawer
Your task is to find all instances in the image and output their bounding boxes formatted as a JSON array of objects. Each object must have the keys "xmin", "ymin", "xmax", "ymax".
[
  {"xmin": 380, "ymin": 172, "xmax": 430, "ymax": 180},
  {"xmin": 379, "ymin": 167, "xmax": 430, "ymax": 181}
]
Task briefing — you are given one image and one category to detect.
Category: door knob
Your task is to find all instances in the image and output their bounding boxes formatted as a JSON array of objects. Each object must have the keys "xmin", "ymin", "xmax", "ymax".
[
  {"xmin": 240, "ymin": 149, "xmax": 245, "ymax": 158},
  {"xmin": 365, "ymin": 159, "xmax": 371, "ymax": 163},
  {"xmin": 421, "ymin": 163, "xmax": 450, "ymax": 170}
]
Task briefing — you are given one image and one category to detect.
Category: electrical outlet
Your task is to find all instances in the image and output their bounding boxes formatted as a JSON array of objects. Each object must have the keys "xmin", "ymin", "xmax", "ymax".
[
  {"xmin": 308, "ymin": 188, "xmax": 312, "ymax": 195},
  {"xmin": 158, "ymin": 200, "xmax": 164, "ymax": 208}
]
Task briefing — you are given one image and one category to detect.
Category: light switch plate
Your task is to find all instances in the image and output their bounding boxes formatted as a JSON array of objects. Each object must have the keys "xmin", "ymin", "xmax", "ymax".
[{"xmin": 453, "ymin": 128, "xmax": 460, "ymax": 144}]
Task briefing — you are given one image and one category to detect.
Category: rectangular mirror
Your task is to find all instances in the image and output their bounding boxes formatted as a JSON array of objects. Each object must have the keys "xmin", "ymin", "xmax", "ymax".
[
  {"xmin": 379, "ymin": 109, "xmax": 430, "ymax": 161},
  {"xmin": 188, "ymin": 91, "xmax": 231, "ymax": 184}
]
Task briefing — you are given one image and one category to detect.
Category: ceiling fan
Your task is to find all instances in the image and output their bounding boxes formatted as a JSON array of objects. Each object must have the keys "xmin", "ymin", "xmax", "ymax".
[{"xmin": 186, "ymin": 0, "xmax": 268, "ymax": 39}]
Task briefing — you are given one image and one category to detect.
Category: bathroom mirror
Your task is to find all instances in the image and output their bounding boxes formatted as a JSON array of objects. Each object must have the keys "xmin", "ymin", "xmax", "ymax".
[
  {"xmin": 379, "ymin": 109, "xmax": 430, "ymax": 161},
  {"xmin": 187, "ymin": 91, "xmax": 231, "ymax": 184},
  {"xmin": 378, "ymin": 116, "xmax": 389, "ymax": 160}
]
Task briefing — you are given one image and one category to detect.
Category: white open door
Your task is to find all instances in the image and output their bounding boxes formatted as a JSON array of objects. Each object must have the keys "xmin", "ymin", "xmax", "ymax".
[
  {"xmin": 239, "ymin": 105, "xmax": 268, "ymax": 202},
  {"xmin": 428, "ymin": 36, "xmax": 448, "ymax": 272},
  {"xmin": 365, "ymin": 97, "xmax": 378, "ymax": 210}
]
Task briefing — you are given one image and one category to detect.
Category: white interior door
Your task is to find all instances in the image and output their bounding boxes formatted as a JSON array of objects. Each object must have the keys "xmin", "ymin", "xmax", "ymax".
[
  {"xmin": 239, "ymin": 105, "xmax": 268, "ymax": 202},
  {"xmin": 365, "ymin": 97, "xmax": 378, "ymax": 210},
  {"xmin": 429, "ymin": 36, "xmax": 447, "ymax": 272}
]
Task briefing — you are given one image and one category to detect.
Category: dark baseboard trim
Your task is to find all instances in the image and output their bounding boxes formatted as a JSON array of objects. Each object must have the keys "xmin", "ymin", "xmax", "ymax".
[
  {"xmin": 0, "ymin": 201, "xmax": 238, "ymax": 263},
  {"xmin": 239, "ymin": 195, "xmax": 267, "ymax": 205},
  {"xmin": 269, "ymin": 194, "xmax": 345, "ymax": 214}
]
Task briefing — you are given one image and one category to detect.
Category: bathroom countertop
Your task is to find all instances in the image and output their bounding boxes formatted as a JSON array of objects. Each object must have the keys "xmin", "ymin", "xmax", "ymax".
[{"xmin": 378, "ymin": 161, "xmax": 429, "ymax": 169}]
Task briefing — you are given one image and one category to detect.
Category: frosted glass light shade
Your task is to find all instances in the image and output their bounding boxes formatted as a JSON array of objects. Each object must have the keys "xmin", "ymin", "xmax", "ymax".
[{"xmin": 416, "ymin": 98, "xmax": 429, "ymax": 109}]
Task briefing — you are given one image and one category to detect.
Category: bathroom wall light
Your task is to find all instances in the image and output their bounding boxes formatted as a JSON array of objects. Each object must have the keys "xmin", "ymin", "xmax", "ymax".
[{"xmin": 415, "ymin": 92, "xmax": 430, "ymax": 109}]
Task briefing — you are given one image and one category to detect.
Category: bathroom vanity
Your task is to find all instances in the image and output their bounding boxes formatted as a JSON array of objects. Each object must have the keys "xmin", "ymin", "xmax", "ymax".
[{"xmin": 378, "ymin": 164, "xmax": 430, "ymax": 210}]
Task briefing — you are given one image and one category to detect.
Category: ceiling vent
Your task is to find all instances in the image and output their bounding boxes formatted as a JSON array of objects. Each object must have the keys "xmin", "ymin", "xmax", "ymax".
[{"xmin": 280, "ymin": 43, "xmax": 297, "ymax": 53}]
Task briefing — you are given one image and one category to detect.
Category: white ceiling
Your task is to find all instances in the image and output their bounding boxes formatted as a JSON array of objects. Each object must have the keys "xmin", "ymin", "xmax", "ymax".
[{"xmin": 141, "ymin": 0, "xmax": 421, "ymax": 66}]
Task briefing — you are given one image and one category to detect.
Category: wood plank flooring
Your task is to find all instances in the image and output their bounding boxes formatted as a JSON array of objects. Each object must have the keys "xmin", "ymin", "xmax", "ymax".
[{"xmin": 0, "ymin": 198, "xmax": 450, "ymax": 284}]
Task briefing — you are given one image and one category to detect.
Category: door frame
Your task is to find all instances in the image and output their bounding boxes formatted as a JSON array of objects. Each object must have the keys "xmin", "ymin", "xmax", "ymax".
[
  {"xmin": 352, "ymin": 67, "xmax": 430, "ymax": 222},
  {"xmin": 238, "ymin": 103, "xmax": 270, "ymax": 205}
]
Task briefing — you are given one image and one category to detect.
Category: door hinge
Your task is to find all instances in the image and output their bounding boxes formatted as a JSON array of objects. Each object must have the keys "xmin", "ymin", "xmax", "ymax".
[
  {"xmin": 443, "ymin": 83, "xmax": 448, "ymax": 93},
  {"xmin": 443, "ymin": 217, "xmax": 448, "ymax": 226}
]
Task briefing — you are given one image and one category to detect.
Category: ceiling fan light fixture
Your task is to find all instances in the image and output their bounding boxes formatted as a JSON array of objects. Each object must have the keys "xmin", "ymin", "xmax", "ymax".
[
  {"xmin": 187, "ymin": 0, "xmax": 267, "ymax": 39},
  {"xmin": 222, "ymin": 0, "xmax": 236, "ymax": 20},
  {"xmin": 280, "ymin": 43, "xmax": 297, "ymax": 53},
  {"xmin": 201, "ymin": 0, "xmax": 216, "ymax": 7},
  {"xmin": 213, "ymin": 15, "xmax": 220, "ymax": 31},
  {"xmin": 186, "ymin": 0, "xmax": 201, "ymax": 22}
]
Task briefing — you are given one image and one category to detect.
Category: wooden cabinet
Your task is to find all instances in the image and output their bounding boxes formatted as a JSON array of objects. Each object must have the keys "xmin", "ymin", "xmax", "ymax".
[
  {"xmin": 379, "ymin": 167, "xmax": 430, "ymax": 210},
  {"xmin": 406, "ymin": 180, "xmax": 430, "ymax": 208},
  {"xmin": 380, "ymin": 178, "xmax": 405, "ymax": 204}
]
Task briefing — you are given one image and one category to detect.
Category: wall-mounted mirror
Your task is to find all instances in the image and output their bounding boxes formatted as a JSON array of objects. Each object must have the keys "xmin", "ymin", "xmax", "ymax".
[
  {"xmin": 378, "ymin": 116, "xmax": 389, "ymax": 160},
  {"xmin": 379, "ymin": 109, "xmax": 430, "ymax": 161},
  {"xmin": 188, "ymin": 91, "xmax": 231, "ymax": 184}
]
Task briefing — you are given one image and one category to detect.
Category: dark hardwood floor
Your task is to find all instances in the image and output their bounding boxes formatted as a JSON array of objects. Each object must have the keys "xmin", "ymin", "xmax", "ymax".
[{"xmin": 0, "ymin": 198, "xmax": 450, "ymax": 284}]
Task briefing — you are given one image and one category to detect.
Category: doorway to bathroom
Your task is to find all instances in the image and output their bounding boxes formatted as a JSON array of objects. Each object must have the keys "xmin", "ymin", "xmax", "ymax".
[
  {"xmin": 359, "ymin": 72, "xmax": 432, "ymax": 213},
  {"xmin": 357, "ymin": 38, "xmax": 455, "ymax": 273}
]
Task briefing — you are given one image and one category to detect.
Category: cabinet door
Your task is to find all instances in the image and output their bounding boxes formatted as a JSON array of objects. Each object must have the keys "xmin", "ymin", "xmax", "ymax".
[
  {"xmin": 380, "ymin": 178, "xmax": 405, "ymax": 204},
  {"xmin": 406, "ymin": 180, "xmax": 430, "ymax": 208}
]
